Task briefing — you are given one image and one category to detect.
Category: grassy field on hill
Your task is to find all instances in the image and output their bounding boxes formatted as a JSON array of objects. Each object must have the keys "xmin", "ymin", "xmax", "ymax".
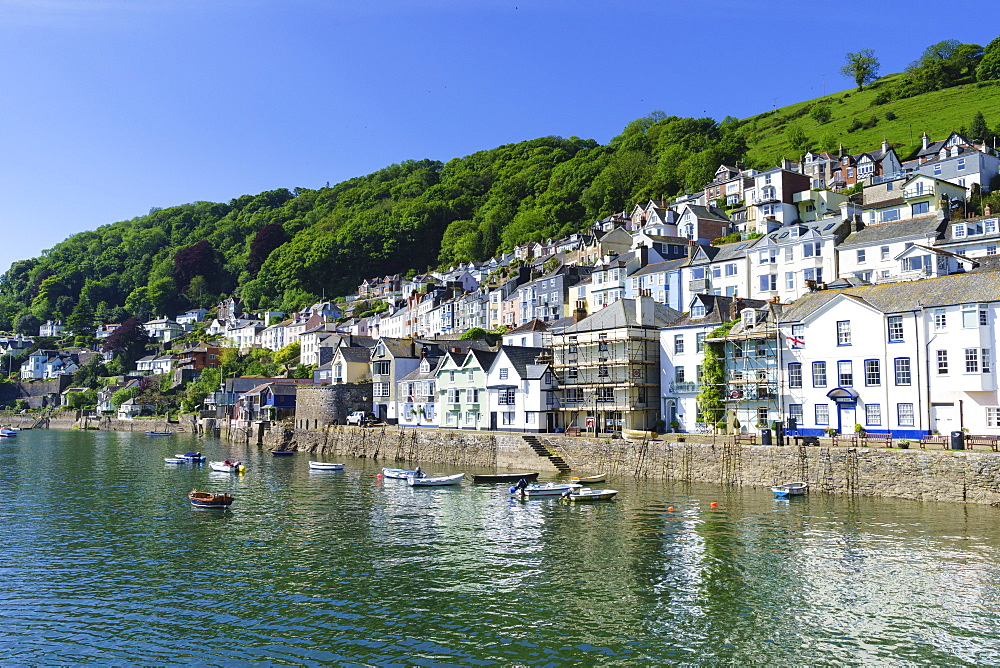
[{"xmin": 743, "ymin": 74, "xmax": 1000, "ymax": 164}]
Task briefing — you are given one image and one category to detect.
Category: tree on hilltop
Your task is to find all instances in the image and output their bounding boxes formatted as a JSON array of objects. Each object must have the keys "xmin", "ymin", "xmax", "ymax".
[{"xmin": 841, "ymin": 49, "xmax": 880, "ymax": 90}]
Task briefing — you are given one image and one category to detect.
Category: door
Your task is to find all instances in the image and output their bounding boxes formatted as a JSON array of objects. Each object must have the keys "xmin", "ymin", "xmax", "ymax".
[
  {"xmin": 837, "ymin": 405, "xmax": 856, "ymax": 434},
  {"xmin": 931, "ymin": 403, "xmax": 956, "ymax": 435},
  {"xmin": 490, "ymin": 412, "xmax": 498, "ymax": 431}
]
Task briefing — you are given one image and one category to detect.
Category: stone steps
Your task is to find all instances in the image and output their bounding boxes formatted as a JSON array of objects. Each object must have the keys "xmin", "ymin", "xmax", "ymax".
[{"xmin": 522, "ymin": 435, "xmax": 572, "ymax": 472}]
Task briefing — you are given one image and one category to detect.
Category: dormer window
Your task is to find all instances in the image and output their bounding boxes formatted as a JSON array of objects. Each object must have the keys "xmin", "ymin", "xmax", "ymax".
[
  {"xmin": 420, "ymin": 360, "xmax": 430, "ymax": 373},
  {"xmin": 691, "ymin": 303, "xmax": 706, "ymax": 318}
]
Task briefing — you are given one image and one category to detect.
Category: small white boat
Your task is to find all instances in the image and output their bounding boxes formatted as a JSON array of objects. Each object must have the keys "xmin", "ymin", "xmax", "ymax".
[
  {"xmin": 570, "ymin": 473, "xmax": 606, "ymax": 484},
  {"xmin": 0, "ymin": 428, "xmax": 17, "ymax": 438},
  {"xmin": 209, "ymin": 460, "xmax": 246, "ymax": 473},
  {"xmin": 164, "ymin": 457, "xmax": 188, "ymax": 464},
  {"xmin": 772, "ymin": 481, "xmax": 808, "ymax": 497},
  {"xmin": 308, "ymin": 461, "xmax": 344, "ymax": 470},
  {"xmin": 382, "ymin": 467, "xmax": 425, "ymax": 480},
  {"xmin": 510, "ymin": 480, "xmax": 583, "ymax": 498},
  {"xmin": 407, "ymin": 473, "xmax": 464, "ymax": 486},
  {"xmin": 174, "ymin": 452, "xmax": 205, "ymax": 462},
  {"xmin": 562, "ymin": 488, "xmax": 618, "ymax": 502}
]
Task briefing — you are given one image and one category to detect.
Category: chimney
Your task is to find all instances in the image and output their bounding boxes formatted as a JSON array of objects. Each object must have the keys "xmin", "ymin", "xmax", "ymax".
[
  {"xmin": 881, "ymin": 138, "xmax": 889, "ymax": 153},
  {"xmin": 687, "ymin": 241, "xmax": 697, "ymax": 259},
  {"xmin": 922, "ymin": 132, "xmax": 929, "ymax": 151},
  {"xmin": 572, "ymin": 307, "xmax": 587, "ymax": 323},
  {"xmin": 635, "ymin": 295, "xmax": 656, "ymax": 327},
  {"xmin": 638, "ymin": 245, "xmax": 649, "ymax": 267},
  {"xmin": 851, "ymin": 214, "xmax": 865, "ymax": 234}
]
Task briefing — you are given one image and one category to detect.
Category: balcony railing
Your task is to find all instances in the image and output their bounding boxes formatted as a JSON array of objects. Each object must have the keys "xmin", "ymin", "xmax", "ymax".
[{"xmin": 669, "ymin": 381, "xmax": 700, "ymax": 393}]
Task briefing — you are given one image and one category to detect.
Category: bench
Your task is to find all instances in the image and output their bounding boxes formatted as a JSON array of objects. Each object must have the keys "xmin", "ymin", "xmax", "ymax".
[
  {"xmin": 966, "ymin": 435, "xmax": 999, "ymax": 451},
  {"xmin": 565, "ymin": 426, "xmax": 581, "ymax": 436},
  {"xmin": 919, "ymin": 435, "xmax": 948, "ymax": 449},
  {"xmin": 860, "ymin": 433, "xmax": 893, "ymax": 448},
  {"xmin": 832, "ymin": 435, "xmax": 858, "ymax": 447},
  {"xmin": 733, "ymin": 433, "xmax": 757, "ymax": 445}
]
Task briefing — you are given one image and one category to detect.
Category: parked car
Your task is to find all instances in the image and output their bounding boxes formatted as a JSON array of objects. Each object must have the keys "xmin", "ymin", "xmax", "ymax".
[{"xmin": 346, "ymin": 411, "xmax": 376, "ymax": 426}]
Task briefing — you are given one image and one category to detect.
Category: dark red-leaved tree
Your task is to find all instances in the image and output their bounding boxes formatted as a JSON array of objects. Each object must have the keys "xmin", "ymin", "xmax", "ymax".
[
  {"xmin": 173, "ymin": 240, "xmax": 216, "ymax": 290},
  {"xmin": 247, "ymin": 223, "xmax": 288, "ymax": 277},
  {"xmin": 102, "ymin": 316, "xmax": 151, "ymax": 366}
]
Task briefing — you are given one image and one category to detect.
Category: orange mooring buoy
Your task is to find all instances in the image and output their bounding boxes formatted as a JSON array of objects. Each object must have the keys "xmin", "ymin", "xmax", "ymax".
[
  {"xmin": 667, "ymin": 506, "xmax": 675, "ymax": 511},
  {"xmin": 710, "ymin": 502, "xmax": 718, "ymax": 508}
]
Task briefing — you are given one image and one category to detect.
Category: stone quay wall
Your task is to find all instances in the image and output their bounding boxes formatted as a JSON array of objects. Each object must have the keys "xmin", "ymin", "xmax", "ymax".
[{"xmin": 275, "ymin": 427, "xmax": 1000, "ymax": 505}]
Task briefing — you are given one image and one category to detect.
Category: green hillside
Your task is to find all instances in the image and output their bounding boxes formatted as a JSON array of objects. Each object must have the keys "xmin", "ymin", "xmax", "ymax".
[{"xmin": 1, "ymin": 36, "xmax": 999, "ymax": 341}]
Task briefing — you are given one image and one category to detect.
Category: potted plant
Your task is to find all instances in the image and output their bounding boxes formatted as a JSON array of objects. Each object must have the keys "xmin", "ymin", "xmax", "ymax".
[
  {"xmin": 854, "ymin": 423, "xmax": 865, "ymax": 436},
  {"xmin": 667, "ymin": 419, "xmax": 679, "ymax": 434},
  {"xmin": 732, "ymin": 417, "xmax": 741, "ymax": 433},
  {"xmin": 824, "ymin": 427, "xmax": 837, "ymax": 437},
  {"xmin": 897, "ymin": 439, "xmax": 910, "ymax": 449}
]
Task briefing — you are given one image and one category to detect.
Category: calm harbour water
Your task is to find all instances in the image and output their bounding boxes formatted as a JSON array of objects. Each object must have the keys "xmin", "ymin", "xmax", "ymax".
[{"xmin": 2, "ymin": 429, "xmax": 1000, "ymax": 665}]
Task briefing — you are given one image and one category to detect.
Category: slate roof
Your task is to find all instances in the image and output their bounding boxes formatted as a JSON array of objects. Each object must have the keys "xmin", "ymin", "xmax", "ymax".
[
  {"xmin": 496, "ymin": 346, "xmax": 549, "ymax": 379},
  {"xmin": 508, "ymin": 319, "xmax": 549, "ymax": 333},
  {"xmin": 336, "ymin": 347, "xmax": 373, "ymax": 364},
  {"xmin": 629, "ymin": 258, "xmax": 686, "ymax": 278},
  {"xmin": 667, "ymin": 296, "xmax": 769, "ymax": 328},
  {"xmin": 562, "ymin": 299, "xmax": 681, "ymax": 334},
  {"xmin": 778, "ymin": 267, "xmax": 1000, "ymax": 322},
  {"xmin": 839, "ymin": 215, "xmax": 945, "ymax": 247}
]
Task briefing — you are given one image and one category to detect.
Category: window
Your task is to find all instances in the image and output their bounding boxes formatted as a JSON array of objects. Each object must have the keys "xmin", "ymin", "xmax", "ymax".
[
  {"xmin": 502, "ymin": 412, "xmax": 515, "ymax": 425},
  {"xmin": 498, "ymin": 389, "xmax": 515, "ymax": 405},
  {"xmin": 894, "ymin": 358, "xmax": 911, "ymax": 385},
  {"xmin": 933, "ymin": 310, "xmax": 947, "ymax": 330},
  {"xmin": 674, "ymin": 335, "xmax": 685, "ymax": 354},
  {"xmin": 675, "ymin": 366, "xmax": 686, "ymax": 383},
  {"xmin": 696, "ymin": 333, "xmax": 706, "ymax": 352},
  {"xmin": 881, "ymin": 246, "xmax": 890, "ymax": 261},
  {"xmin": 838, "ymin": 361, "xmax": 853, "ymax": 386},
  {"xmin": 815, "ymin": 404, "xmax": 830, "ymax": 425},
  {"xmin": 865, "ymin": 403, "xmax": 882, "ymax": 426},
  {"xmin": 898, "ymin": 403, "xmax": 915, "ymax": 426},
  {"xmin": 812, "ymin": 361, "xmax": 827, "ymax": 387},
  {"xmin": 499, "ymin": 368, "xmax": 508, "ymax": 380},
  {"xmin": 791, "ymin": 324, "xmax": 805, "ymax": 348},
  {"xmin": 757, "ymin": 407, "xmax": 769, "ymax": 425},
  {"xmin": 837, "ymin": 320, "xmax": 851, "ymax": 345},
  {"xmin": 596, "ymin": 387, "xmax": 614, "ymax": 403},
  {"xmin": 564, "ymin": 388, "xmax": 583, "ymax": 403},
  {"xmin": 988, "ymin": 407, "xmax": 1000, "ymax": 428},
  {"xmin": 864, "ymin": 359, "xmax": 881, "ymax": 386},
  {"xmin": 804, "ymin": 267, "xmax": 823, "ymax": 283},
  {"xmin": 567, "ymin": 367, "xmax": 578, "ymax": 379},
  {"xmin": 965, "ymin": 348, "xmax": 980, "ymax": 373},
  {"xmin": 726, "ymin": 263, "xmax": 738, "ymax": 276},
  {"xmin": 984, "ymin": 349, "xmax": 993, "ymax": 374},
  {"xmin": 958, "ymin": 158, "xmax": 966, "ymax": 171},
  {"xmin": 733, "ymin": 341, "xmax": 744, "ymax": 358},
  {"xmin": 691, "ymin": 267, "xmax": 705, "ymax": 280},
  {"xmin": 882, "ymin": 209, "xmax": 901, "ymax": 223},
  {"xmin": 912, "ymin": 201, "xmax": 929, "ymax": 216},
  {"xmin": 857, "ymin": 250, "xmax": 866, "ymax": 264},
  {"xmin": 937, "ymin": 350, "xmax": 949, "ymax": 374},
  {"xmin": 465, "ymin": 411, "xmax": 475, "ymax": 425},
  {"xmin": 372, "ymin": 361, "xmax": 391, "ymax": 376},
  {"xmin": 374, "ymin": 382, "xmax": 391, "ymax": 397},
  {"xmin": 759, "ymin": 274, "xmax": 777, "ymax": 291},
  {"xmin": 695, "ymin": 365, "xmax": 703, "ymax": 383},
  {"xmin": 785, "ymin": 272, "xmax": 794, "ymax": 290},
  {"xmin": 788, "ymin": 404, "xmax": 803, "ymax": 427},
  {"xmin": 691, "ymin": 303, "xmax": 706, "ymax": 318},
  {"xmin": 466, "ymin": 388, "xmax": 480, "ymax": 403},
  {"xmin": 933, "ymin": 163, "xmax": 942, "ymax": 176},
  {"xmin": 980, "ymin": 304, "xmax": 989, "ymax": 326},
  {"xmin": 449, "ymin": 371, "xmax": 456, "ymax": 382},
  {"xmin": 788, "ymin": 363, "xmax": 802, "ymax": 388},
  {"xmin": 712, "ymin": 265, "xmax": 722, "ymax": 279},
  {"xmin": 785, "ymin": 247, "xmax": 794, "ymax": 262},
  {"xmin": 887, "ymin": 316, "xmax": 904, "ymax": 342}
]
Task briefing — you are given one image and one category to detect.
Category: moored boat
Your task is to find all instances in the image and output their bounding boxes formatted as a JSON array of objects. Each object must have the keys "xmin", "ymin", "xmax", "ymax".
[
  {"xmin": 270, "ymin": 449, "xmax": 295, "ymax": 456},
  {"xmin": 772, "ymin": 481, "xmax": 808, "ymax": 497},
  {"xmin": 562, "ymin": 487, "xmax": 618, "ymax": 502},
  {"xmin": 510, "ymin": 479, "xmax": 582, "ymax": 498},
  {"xmin": 408, "ymin": 473, "xmax": 464, "ymax": 487},
  {"xmin": 188, "ymin": 489, "xmax": 234, "ymax": 509},
  {"xmin": 175, "ymin": 452, "xmax": 205, "ymax": 462},
  {"xmin": 145, "ymin": 431, "xmax": 172, "ymax": 436},
  {"xmin": 308, "ymin": 461, "xmax": 344, "ymax": 470},
  {"xmin": 164, "ymin": 457, "xmax": 188, "ymax": 464},
  {"xmin": 569, "ymin": 473, "xmax": 606, "ymax": 484},
  {"xmin": 471, "ymin": 472, "xmax": 539, "ymax": 484},
  {"xmin": 209, "ymin": 460, "xmax": 245, "ymax": 473},
  {"xmin": 382, "ymin": 467, "xmax": 425, "ymax": 480},
  {"xmin": 0, "ymin": 428, "xmax": 17, "ymax": 438}
]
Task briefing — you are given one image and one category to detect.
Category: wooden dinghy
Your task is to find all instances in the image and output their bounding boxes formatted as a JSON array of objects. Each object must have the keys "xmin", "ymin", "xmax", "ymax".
[
  {"xmin": 772, "ymin": 481, "xmax": 808, "ymax": 497},
  {"xmin": 188, "ymin": 489, "xmax": 234, "ymax": 509},
  {"xmin": 562, "ymin": 488, "xmax": 618, "ymax": 502},
  {"xmin": 308, "ymin": 461, "xmax": 344, "ymax": 470},
  {"xmin": 408, "ymin": 473, "xmax": 464, "ymax": 487},
  {"xmin": 570, "ymin": 473, "xmax": 606, "ymax": 484}
]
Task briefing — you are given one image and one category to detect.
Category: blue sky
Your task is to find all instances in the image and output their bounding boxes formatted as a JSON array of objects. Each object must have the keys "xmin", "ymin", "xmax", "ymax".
[{"xmin": 0, "ymin": 0, "xmax": 997, "ymax": 274}]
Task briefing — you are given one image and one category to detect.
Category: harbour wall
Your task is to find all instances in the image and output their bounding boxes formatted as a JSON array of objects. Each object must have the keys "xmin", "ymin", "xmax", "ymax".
[{"xmin": 276, "ymin": 426, "xmax": 1000, "ymax": 505}]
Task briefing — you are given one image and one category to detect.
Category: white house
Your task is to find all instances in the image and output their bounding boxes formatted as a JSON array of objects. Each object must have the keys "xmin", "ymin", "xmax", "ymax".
[{"xmin": 484, "ymin": 346, "xmax": 557, "ymax": 432}]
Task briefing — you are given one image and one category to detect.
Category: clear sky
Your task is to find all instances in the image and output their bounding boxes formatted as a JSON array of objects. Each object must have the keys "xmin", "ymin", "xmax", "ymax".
[{"xmin": 0, "ymin": 0, "xmax": 997, "ymax": 274}]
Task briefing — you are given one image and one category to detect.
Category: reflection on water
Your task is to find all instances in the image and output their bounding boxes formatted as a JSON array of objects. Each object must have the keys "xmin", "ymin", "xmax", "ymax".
[{"xmin": 1, "ymin": 430, "xmax": 999, "ymax": 664}]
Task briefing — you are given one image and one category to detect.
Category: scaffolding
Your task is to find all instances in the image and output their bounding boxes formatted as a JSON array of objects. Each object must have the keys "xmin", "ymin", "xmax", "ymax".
[
  {"xmin": 702, "ymin": 303, "xmax": 785, "ymax": 431},
  {"xmin": 552, "ymin": 322, "xmax": 660, "ymax": 433}
]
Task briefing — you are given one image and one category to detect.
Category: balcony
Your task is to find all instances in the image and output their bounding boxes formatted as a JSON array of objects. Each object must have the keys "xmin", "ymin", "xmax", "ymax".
[{"xmin": 669, "ymin": 381, "xmax": 700, "ymax": 393}]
